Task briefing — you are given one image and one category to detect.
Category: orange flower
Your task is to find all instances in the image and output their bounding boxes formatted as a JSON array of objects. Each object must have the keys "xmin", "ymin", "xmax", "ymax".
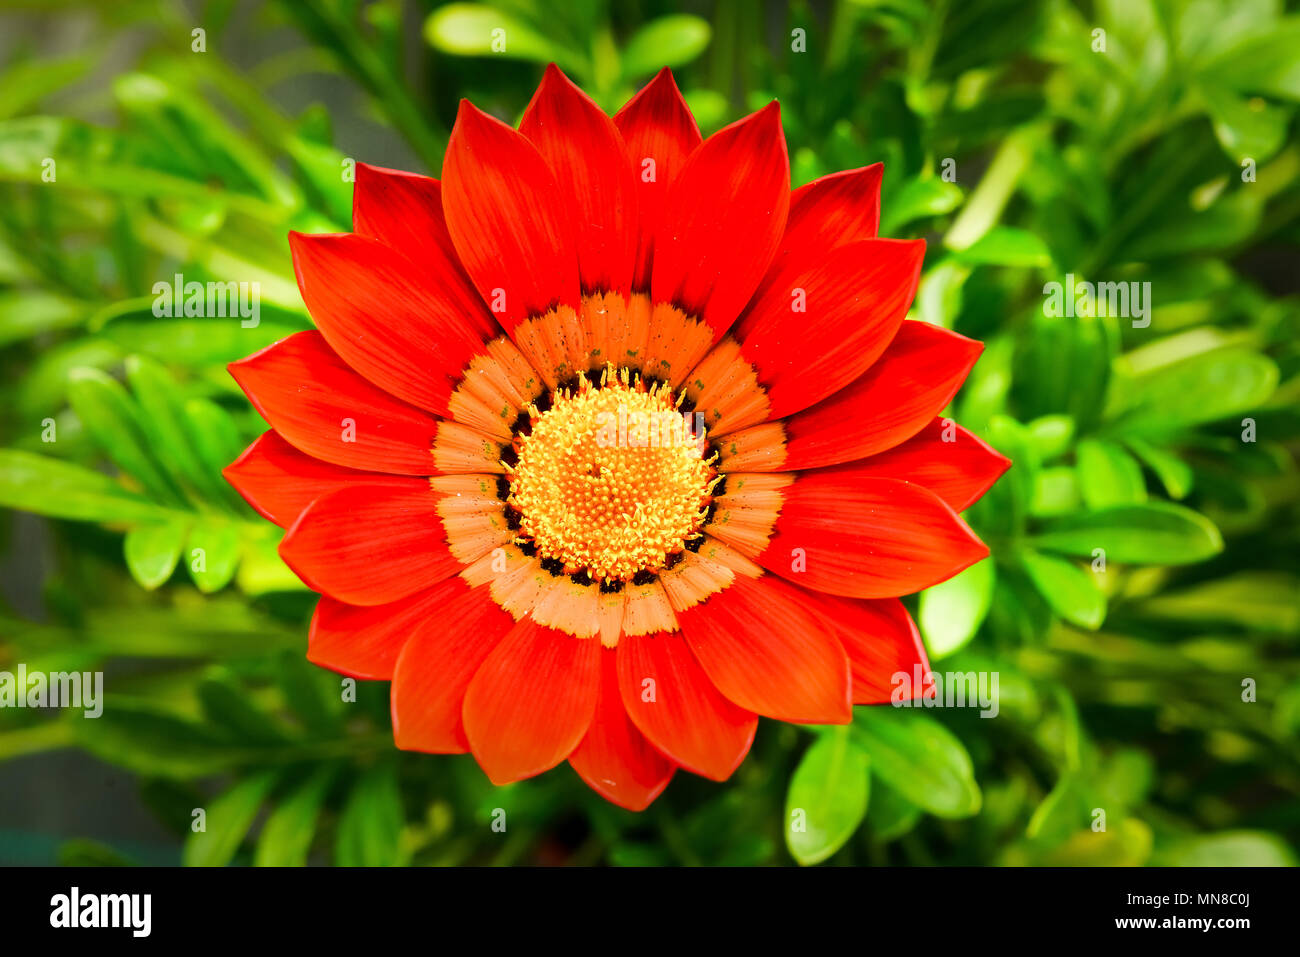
[{"xmin": 225, "ymin": 65, "xmax": 1009, "ymax": 810}]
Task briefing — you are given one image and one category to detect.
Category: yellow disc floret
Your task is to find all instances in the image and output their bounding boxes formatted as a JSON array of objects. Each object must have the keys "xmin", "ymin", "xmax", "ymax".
[{"xmin": 508, "ymin": 368, "xmax": 716, "ymax": 583}]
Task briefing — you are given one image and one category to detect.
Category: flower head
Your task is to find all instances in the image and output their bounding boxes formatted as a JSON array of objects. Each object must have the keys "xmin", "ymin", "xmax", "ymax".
[{"xmin": 225, "ymin": 65, "xmax": 1009, "ymax": 810}]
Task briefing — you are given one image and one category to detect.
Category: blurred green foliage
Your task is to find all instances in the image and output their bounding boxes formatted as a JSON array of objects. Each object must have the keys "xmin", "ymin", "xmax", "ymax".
[{"xmin": 0, "ymin": 0, "xmax": 1297, "ymax": 867}]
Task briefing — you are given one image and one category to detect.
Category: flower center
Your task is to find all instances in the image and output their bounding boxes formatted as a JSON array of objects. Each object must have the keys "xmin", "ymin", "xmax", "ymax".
[{"xmin": 507, "ymin": 369, "xmax": 717, "ymax": 584}]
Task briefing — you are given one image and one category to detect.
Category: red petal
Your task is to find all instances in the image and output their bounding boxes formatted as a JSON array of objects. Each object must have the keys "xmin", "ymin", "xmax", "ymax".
[
  {"xmin": 391, "ymin": 583, "xmax": 515, "ymax": 753},
  {"xmin": 677, "ymin": 574, "xmax": 851, "ymax": 723},
  {"xmin": 617, "ymin": 632, "xmax": 756, "ymax": 781},
  {"xmin": 289, "ymin": 231, "xmax": 495, "ymax": 416},
  {"xmin": 780, "ymin": 321, "xmax": 984, "ymax": 465},
  {"xmin": 520, "ymin": 64, "xmax": 638, "ymax": 296},
  {"xmin": 651, "ymin": 102, "xmax": 789, "ymax": 338},
  {"xmin": 758, "ymin": 474, "xmax": 989, "ymax": 599},
  {"xmin": 806, "ymin": 593, "xmax": 930, "ymax": 705},
  {"xmin": 462, "ymin": 620, "xmax": 600, "ymax": 784},
  {"xmin": 732, "ymin": 238, "xmax": 925, "ymax": 422},
  {"xmin": 819, "ymin": 419, "xmax": 1011, "ymax": 511},
  {"xmin": 441, "ymin": 100, "xmax": 580, "ymax": 333},
  {"xmin": 746, "ymin": 165, "xmax": 882, "ymax": 309},
  {"xmin": 279, "ymin": 483, "xmax": 460, "ymax": 605},
  {"xmin": 569, "ymin": 647, "xmax": 675, "ymax": 811},
  {"xmin": 785, "ymin": 165, "xmax": 883, "ymax": 252},
  {"xmin": 614, "ymin": 68, "xmax": 702, "ymax": 291},
  {"xmin": 308, "ymin": 577, "xmax": 470, "ymax": 680},
  {"xmin": 350, "ymin": 163, "xmax": 465, "ymax": 276},
  {"xmin": 224, "ymin": 430, "xmax": 411, "ymax": 528},
  {"xmin": 228, "ymin": 331, "xmax": 439, "ymax": 475}
]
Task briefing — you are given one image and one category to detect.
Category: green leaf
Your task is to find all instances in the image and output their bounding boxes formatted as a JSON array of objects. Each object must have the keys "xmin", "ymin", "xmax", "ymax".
[
  {"xmin": 66, "ymin": 367, "xmax": 183, "ymax": 505},
  {"xmin": 1202, "ymin": 86, "xmax": 1291, "ymax": 162},
  {"xmin": 74, "ymin": 700, "xmax": 247, "ymax": 778},
  {"xmin": 98, "ymin": 311, "xmax": 310, "ymax": 367},
  {"xmin": 965, "ymin": 415, "xmax": 1035, "ymax": 536},
  {"xmin": 621, "ymin": 15, "xmax": 711, "ymax": 80},
  {"xmin": 255, "ymin": 765, "xmax": 337, "ymax": 867},
  {"xmin": 1033, "ymin": 502, "xmax": 1224, "ymax": 565},
  {"xmin": 198, "ymin": 677, "xmax": 290, "ymax": 746},
  {"xmin": 123, "ymin": 518, "xmax": 190, "ymax": 590},
  {"xmin": 1158, "ymin": 831, "xmax": 1298, "ymax": 867},
  {"xmin": 1125, "ymin": 438, "xmax": 1194, "ymax": 499},
  {"xmin": 864, "ymin": 778, "xmax": 921, "ymax": 842},
  {"xmin": 1030, "ymin": 466, "xmax": 1082, "ymax": 517},
  {"xmin": 278, "ymin": 651, "xmax": 344, "ymax": 735},
  {"xmin": 0, "ymin": 56, "xmax": 89, "ymax": 121},
  {"xmin": 184, "ymin": 397, "xmax": 252, "ymax": 511},
  {"xmin": 183, "ymin": 770, "xmax": 278, "ymax": 867},
  {"xmin": 849, "ymin": 709, "xmax": 981, "ymax": 819},
  {"xmin": 1111, "ymin": 348, "xmax": 1279, "ymax": 434},
  {"xmin": 185, "ymin": 519, "xmax": 242, "ymax": 593},
  {"xmin": 0, "ymin": 291, "xmax": 87, "ymax": 346},
  {"xmin": 1075, "ymin": 438, "xmax": 1147, "ymax": 508},
  {"xmin": 336, "ymin": 764, "xmax": 404, "ymax": 866},
  {"xmin": 1025, "ymin": 414, "xmax": 1076, "ymax": 460},
  {"xmin": 1132, "ymin": 571, "xmax": 1300, "ymax": 633},
  {"xmin": 880, "ymin": 176, "xmax": 964, "ymax": 233},
  {"xmin": 952, "ymin": 225, "xmax": 1052, "ymax": 267},
  {"xmin": 0, "ymin": 449, "xmax": 174, "ymax": 524},
  {"xmin": 1014, "ymin": 307, "xmax": 1116, "ymax": 429},
  {"xmin": 1018, "ymin": 550, "xmax": 1107, "ymax": 629},
  {"xmin": 1199, "ymin": 17, "xmax": 1300, "ymax": 101},
  {"xmin": 423, "ymin": 4, "xmax": 584, "ymax": 74},
  {"xmin": 235, "ymin": 533, "xmax": 306, "ymax": 595},
  {"xmin": 123, "ymin": 356, "xmax": 225, "ymax": 501},
  {"xmin": 919, "ymin": 557, "xmax": 995, "ymax": 658},
  {"xmin": 784, "ymin": 728, "xmax": 870, "ymax": 865}
]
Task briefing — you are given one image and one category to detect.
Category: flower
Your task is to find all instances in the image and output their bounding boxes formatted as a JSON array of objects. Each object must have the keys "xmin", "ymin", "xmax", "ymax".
[{"xmin": 224, "ymin": 64, "xmax": 1010, "ymax": 811}]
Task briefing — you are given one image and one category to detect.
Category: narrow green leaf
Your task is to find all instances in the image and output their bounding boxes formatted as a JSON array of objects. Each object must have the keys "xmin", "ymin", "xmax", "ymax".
[
  {"xmin": 336, "ymin": 764, "xmax": 404, "ymax": 866},
  {"xmin": 125, "ymin": 354, "xmax": 232, "ymax": 507},
  {"xmin": 1033, "ymin": 502, "xmax": 1224, "ymax": 565},
  {"xmin": 198, "ymin": 677, "xmax": 290, "ymax": 746},
  {"xmin": 74, "ymin": 700, "xmax": 246, "ymax": 778},
  {"xmin": 255, "ymin": 765, "xmax": 337, "ymax": 867},
  {"xmin": 183, "ymin": 770, "xmax": 279, "ymax": 867},
  {"xmin": 0, "ymin": 449, "xmax": 173, "ymax": 524},
  {"xmin": 1133, "ymin": 571, "xmax": 1300, "ymax": 633},
  {"xmin": 0, "ymin": 291, "xmax": 87, "ymax": 346},
  {"xmin": 66, "ymin": 367, "xmax": 183, "ymax": 505},
  {"xmin": 184, "ymin": 397, "xmax": 253, "ymax": 511}
]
